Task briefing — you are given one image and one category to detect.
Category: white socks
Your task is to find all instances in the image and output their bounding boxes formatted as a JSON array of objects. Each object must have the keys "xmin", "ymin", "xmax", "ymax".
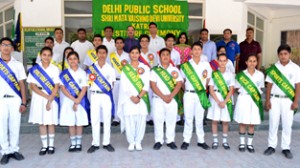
[
  {"xmin": 49, "ymin": 134, "xmax": 55, "ymax": 147},
  {"xmin": 40, "ymin": 135, "xmax": 48, "ymax": 148}
]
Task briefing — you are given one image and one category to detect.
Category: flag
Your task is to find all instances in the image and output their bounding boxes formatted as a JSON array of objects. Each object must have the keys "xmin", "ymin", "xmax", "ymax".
[{"xmin": 13, "ymin": 13, "xmax": 22, "ymax": 51}]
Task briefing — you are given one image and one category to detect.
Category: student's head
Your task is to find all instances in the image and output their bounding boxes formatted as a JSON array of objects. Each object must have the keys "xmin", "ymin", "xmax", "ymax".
[
  {"xmin": 246, "ymin": 27, "xmax": 254, "ymax": 40},
  {"xmin": 159, "ymin": 48, "xmax": 171, "ymax": 65},
  {"xmin": 200, "ymin": 28, "xmax": 209, "ymax": 41},
  {"xmin": 217, "ymin": 53, "xmax": 228, "ymax": 68},
  {"xmin": 54, "ymin": 28, "xmax": 63, "ymax": 41},
  {"xmin": 245, "ymin": 53, "xmax": 258, "ymax": 70},
  {"xmin": 40, "ymin": 47, "xmax": 53, "ymax": 63},
  {"xmin": 77, "ymin": 28, "xmax": 87, "ymax": 41},
  {"xmin": 127, "ymin": 26, "xmax": 135, "ymax": 38},
  {"xmin": 223, "ymin": 28, "xmax": 232, "ymax": 41},
  {"xmin": 66, "ymin": 51, "xmax": 80, "ymax": 68},
  {"xmin": 149, "ymin": 22, "xmax": 158, "ymax": 35},
  {"xmin": 129, "ymin": 46, "xmax": 140, "ymax": 61},
  {"xmin": 115, "ymin": 37, "xmax": 124, "ymax": 50},
  {"xmin": 44, "ymin": 36, "xmax": 54, "ymax": 49},
  {"xmin": 96, "ymin": 45, "xmax": 108, "ymax": 62},
  {"xmin": 277, "ymin": 44, "xmax": 291, "ymax": 64},
  {"xmin": 104, "ymin": 26, "xmax": 114, "ymax": 38},
  {"xmin": 0, "ymin": 37, "xmax": 14, "ymax": 55},
  {"xmin": 139, "ymin": 34, "xmax": 150, "ymax": 49},
  {"xmin": 177, "ymin": 32, "xmax": 188, "ymax": 44},
  {"xmin": 217, "ymin": 46, "xmax": 226, "ymax": 55},
  {"xmin": 165, "ymin": 33, "xmax": 176, "ymax": 48},
  {"xmin": 191, "ymin": 42, "xmax": 203, "ymax": 57},
  {"xmin": 92, "ymin": 34, "xmax": 103, "ymax": 48},
  {"xmin": 62, "ymin": 47, "xmax": 74, "ymax": 70}
]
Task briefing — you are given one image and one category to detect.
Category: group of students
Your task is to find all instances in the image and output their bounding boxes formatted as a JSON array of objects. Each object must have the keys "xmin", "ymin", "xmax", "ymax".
[{"xmin": 0, "ymin": 26, "xmax": 299, "ymax": 165}]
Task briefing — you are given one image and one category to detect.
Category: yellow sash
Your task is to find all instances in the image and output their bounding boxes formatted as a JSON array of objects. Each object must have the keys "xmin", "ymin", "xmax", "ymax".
[
  {"xmin": 110, "ymin": 52, "xmax": 122, "ymax": 73},
  {"xmin": 87, "ymin": 49, "xmax": 97, "ymax": 63}
]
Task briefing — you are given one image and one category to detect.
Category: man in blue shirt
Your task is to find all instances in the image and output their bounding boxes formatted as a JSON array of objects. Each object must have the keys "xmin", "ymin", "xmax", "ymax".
[
  {"xmin": 216, "ymin": 28, "xmax": 240, "ymax": 65},
  {"xmin": 124, "ymin": 26, "xmax": 139, "ymax": 52},
  {"xmin": 199, "ymin": 28, "xmax": 217, "ymax": 62}
]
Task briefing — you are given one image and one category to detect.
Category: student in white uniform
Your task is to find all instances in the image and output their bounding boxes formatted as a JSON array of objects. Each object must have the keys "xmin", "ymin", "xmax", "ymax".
[
  {"xmin": 53, "ymin": 28, "xmax": 70, "ymax": 57},
  {"xmin": 164, "ymin": 33, "xmax": 181, "ymax": 67},
  {"xmin": 59, "ymin": 51, "xmax": 89, "ymax": 152},
  {"xmin": 60, "ymin": 47, "xmax": 74, "ymax": 71},
  {"xmin": 117, "ymin": 46, "xmax": 150, "ymax": 151},
  {"xmin": 151, "ymin": 48, "xmax": 183, "ymax": 150},
  {"xmin": 86, "ymin": 45, "xmax": 115, "ymax": 153},
  {"xmin": 103, "ymin": 26, "xmax": 116, "ymax": 61},
  {"xmin": 71, "ymin": 28, "xmax": 94, "ymax": 69},
  {"xmin": 27, "ymin": 47, "xmax": 60, "ymax": 156},
  {"xmin": 234, "ymin": 54, "xmax": 264, "ymax": 153},
  {"xmin": 148, "ymin": 22, "xmax": 166, "ymax": 53},
  {"xmin": 180, "ymin": 42, "xmax": 212, "ymax": 150},
  {"xmin": 35, "ymin": 37, "xmax": 61, "ymax": 67},
  {"xmin": 207, "ymin": 53, "xmax": 235, "ymax": 150},
  {"xmin": 83, "ymin": 34, "xmax": 103, "ymax": 67},
  {"xmin": 0, "ymin": 37, "xmax": 27, "ymax": 165},
  {"xmin": 264, "ymin": 44, "xmax": 300, "ymax": 159},
  {"xmin": 108, "ymin": 37, "xmax": 130, "ymax": 126}
]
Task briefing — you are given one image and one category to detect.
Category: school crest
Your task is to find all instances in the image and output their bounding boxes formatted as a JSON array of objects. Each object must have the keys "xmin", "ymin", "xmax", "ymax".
[
  {"xmin": 137, "ymin": 67, "xmax": 145, "ymax": 75},
  {"xmin": 171, "ymin": 70, "xmax": 179, "ymax": 79}
]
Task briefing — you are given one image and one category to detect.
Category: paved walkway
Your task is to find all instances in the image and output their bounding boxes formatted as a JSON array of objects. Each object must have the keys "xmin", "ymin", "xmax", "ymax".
[{"xmin": 2, "ymin": 130, "xmax": 300, "ymax": 168}]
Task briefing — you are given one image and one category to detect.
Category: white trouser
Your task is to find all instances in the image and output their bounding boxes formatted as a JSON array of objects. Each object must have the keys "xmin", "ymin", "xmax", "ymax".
[
  {"xmin": 183, "ymin": 92, "xmax": 205, "ymax": 143},
  {"xmin": 0, "ymin": 97, "xmax": 21, "ymax": 155},
  {"xmin": 146, "ymin": 89, "xmax": 153, "ymax": 121},
  {"xmin": 268, "ymin": 97, "xmax": 294, "ymax": 149},
  {"xmin": 90, "ymin": 93, "xmax": 112, "ymax": 146},
  {"xmin": 152, "ymin": 97, "xmax": 177, "ymax": 144},
  {"xmin": 125, "ymin": 115, "xmax": 146, "ymax": 144},
  {"xmin": 112, "ymin": 80, "xmax": 120, "ymax": 122}
]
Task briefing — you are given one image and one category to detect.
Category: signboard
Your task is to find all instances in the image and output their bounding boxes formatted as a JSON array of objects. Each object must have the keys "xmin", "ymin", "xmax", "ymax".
[
  {"xmin": 24, "ymin": 27, "xmax": 55, "ymax": 64},
  {"xmin": 93, "ymin": 0, "xmax": 189, "ymax": 38}
]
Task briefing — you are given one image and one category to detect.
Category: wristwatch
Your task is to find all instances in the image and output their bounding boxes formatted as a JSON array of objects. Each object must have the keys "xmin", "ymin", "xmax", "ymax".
[{"xmin": 21, "ymin": 103, "xmax": 27, "ymax": 107}]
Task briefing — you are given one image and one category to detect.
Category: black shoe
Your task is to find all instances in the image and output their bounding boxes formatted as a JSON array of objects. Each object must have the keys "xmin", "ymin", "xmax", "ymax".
[
  {"xmin": 48, "ymin": 147, "xmax": 55, "ymax": 154},
  {"xmin": 239, "ymin": 144, "xmax": 246, "ymax": 152},
  {"xmin": 39, "ymin": 147, "xmax": 48, "ymax": 156},
  {"xmin": 68, "ymin": 145, "xmax": 77, "ymax": 152},
  {"xmin": 87, "ymin": 145, "xmax": 100, "ymax": 153},
  {"xmin": 10, "ymin": 152, "xmax": 24, "ymax": 160},
  {"xmin": 282, "ymin": 150, "xmax": 293, "ymax": 159},
  {"xmin": 153, "ymin": 142, "xmax": 162, "ymax": 150},
  {"xmin": 103, "ymin": 144, "xmax": 115, "ymax": 152},
  {"xmin": 147, "ymin": 120, "xmax": 154, "ymax": 126},
  {"xmin": 111, "ymin": 121, "xmax": 120, "ymax": 126},
  {"xmin": 264, "ymin": 147, "xmax": 275, "ymax": 156},
  {"xmin": 176, "ymin": 120, "xmax": 184, "ymax": 126},
  {"xmin": 247, "ymin": 145, "xmax": 255, "ymax": 153},
  {"xmin": 167, "ymin": 142, "xmax": 178, "ymax": 150},
  {"xmin": 212, "ymin": 142, "xmax": 219, "ymax": 150},
  {"xmin": 197, "ymin": 142, "xmax": 210, "ymax": 150},
  {"xmin": 0, "ymin": 155, "xmax": 10, "ymax": 165},
  {"xmin": 75, "ymin": 144, "xmax": 82, "ymax": 152},
  {"xmin": 222, "ymin": 143, "xmax": 230, "ymax": 150},
  {"xmin": 100, "ymin": 122, "xmax": 103, "ymax": 127},
  {"xmin": 180, "ymin": 142, "xmax": 189, "ymax": 150}
]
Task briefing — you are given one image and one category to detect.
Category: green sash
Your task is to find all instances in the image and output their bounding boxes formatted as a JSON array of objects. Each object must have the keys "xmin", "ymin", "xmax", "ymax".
[
  {"xmin": 236, "ymin": 71, "xmax": 264, "ymax": 121},
  {"xmin": 181, "ymin": 61, "xmax": 211, "ymax": 109},
  {"xmin": 122, "ymin": 64, "xmax": 150, "ymax": 113},
  {"xmin": 212, "ymin": 70, "xmax": 233, "ymax": 121},
  {"xmin": 266, "ymin": 64, "xmax": 297, "ymax": 113},
  {"xmin": 152, "ymin": 66, "xmax": 183, "ymax": 115}
]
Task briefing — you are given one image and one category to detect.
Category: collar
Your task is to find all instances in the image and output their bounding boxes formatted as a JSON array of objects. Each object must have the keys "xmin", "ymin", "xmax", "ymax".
[
  {"xmin": 158, "ymin": 64, "xmax": 171, "ymax": 69},
  {"xmin": 149, "ymin": 34, "xmax": 158, "ymax": 39},
  {"xmin": 0, "ymin": 54, "xmax": 16, "ymax": 62},
  {"xmin": 54, "ymin": 40, "xmax": 66, "ymax": 45},
  {"xmin": 244, "ymin": 69, "xmax": 258, "ymax": 75},
  {"xmin": 276, "ymin": 60, "xmax": 292, "ymax": 67},
  {"xmin": 103, "ymin": 37, "xmax": 114, "ymax": 43}
]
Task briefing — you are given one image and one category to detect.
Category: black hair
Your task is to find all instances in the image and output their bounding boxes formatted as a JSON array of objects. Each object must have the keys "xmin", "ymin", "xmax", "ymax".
[
  {"xmin": 44, "ymin": 36, "xmax": 54, "ymax": 43},
  {"xmin": 96, "ymin": 45, "xmax": 108, "ymax": 54},
  {"xmin": 217, "ymin": 46, "xmax": 226, "ymax": 53},
  {"xmin": 54, "ymin": 28, "xmax": 63, "ymax": 33},
  {"xmin": 200, "ymin": 28, "xmax": 209, "ymax": 34},
  {"xmin": 0, "ymin": 37, "xmax": 14, "ymax": 46},
  {"xmin": 115, "ymin": 36, "xmax": 124, "ymax": 43},
  {"xmin": 177, "ymin": 32, "xmax": 188, "ymax": 44},
  {"xmin": 217, "ymin": 53, "xmax": 227, "ymax": 60},
  {"xmin": 159, "ymin": 48, "xmax": 171, "ymax": 57},
  {"xmin": 67, "ymin": 51, "xmax": 79, "ymax": 60},
  {"xmin": 223, "ymin": 28, "xmax": 232, "ymax": 34},
  {"xmin": 129, "ymin": 46, "xmax": 140, "ymax": 54},
  {"xmin": 149, "ymin": 22, "xmax": 157, "ymax": 28},
  {"xmin": 62, "ymin": 47, "xmax": 74, "ymax": 70},
  {"xmin": 104, "ymin": 26, "xmax": 114, "ymax": 32},
  {"xmin": 77, "ymin": 28, "xmax": 86, "ymax": 33},
  {"xmin": 40, "ymin": 46, "xmax": 53, "ymax": 56},
  {"xmin": 191, "ymin": 41, "xmax": 203, "ymax": 49},
  {"xmin": 245, "ymin": 53, "xmax": 258, "ymax": 62},
  {"xmin": 93, "ymin": 34, "xmax": 103, "ymax": 41},
  {"xmin": 277, "ymin": 44, "xmax": 291, "ymax": 54},
  {"xmin": 127, "ymin": 25, "xmax": 135, "ymax": 30},
  {"xmin": 139, "ymin": 34, "xmax": 150, "ymax": 42},
  {"xmin": 165, "ymin": 33, "xmax": 176, "ymax": 41}
]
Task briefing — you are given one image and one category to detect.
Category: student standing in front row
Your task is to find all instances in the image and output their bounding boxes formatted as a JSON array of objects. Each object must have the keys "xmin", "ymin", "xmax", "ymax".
[
  {"xmin": 0, "ymin": 37, "xmax": 27, "ymax": 165},
  {"xmin": 264, "ymin": 44, "xmax": 300, "ymax": 159},
  {"xmin": 234, "ymin": 54, "xmax": 264, "ymax": 153},
  {"xmin": 59, "ymin": 51, "xmax": 89, "ymax": 152},
  {"xmin": 151, "ymin": 48, "xmax": 183, "ymax": 150},
  {"xmin": 86, "ymin": 45, "xmax": 115, "ymax": 153},
  {"xmin": 28, "ymin": 47, "xmax": 60, "ymax": 155},
  {"xmin": 117, "ymin": 46, "xmax": 150, "ymax": 151},
  {"xmin": 207, "ymin": 53, "xmax": 234, "ymax": 150},
  {"xmin": 180, "ymin": 42, "xmax": 212, "ymax": 150}
]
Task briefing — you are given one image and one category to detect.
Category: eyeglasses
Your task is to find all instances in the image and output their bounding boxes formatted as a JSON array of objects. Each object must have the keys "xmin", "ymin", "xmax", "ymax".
[
  {"xmin": 140, "ymin": 40, "xmax": 149, "ymax": 43},
  {"xmin": 1, "ymin": 44, "xmax": 13, "ymax": 47}
]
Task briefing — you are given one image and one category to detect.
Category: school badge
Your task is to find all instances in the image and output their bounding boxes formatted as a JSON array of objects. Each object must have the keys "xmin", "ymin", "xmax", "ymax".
[
  {"xmin": 171, "ymin": 71, "xmax": 179, "ymax": 79},
  {"xmin": 202, "ymin": 70, "xmax": 208, "ymax": 79},
  {"xmin": 88, "ymin": 73, "xmax": 96, "ymax": 86},
  {"xmin": 121, "ymin": 59, "xmax": 128, "ymax": 66},
  {"xmin": 137, "ymin": 67, "xmax": 145, "ymax": 75},
  {"xmin": 148, "ymin": 54, "xmax": 154, "ymax": 64}
]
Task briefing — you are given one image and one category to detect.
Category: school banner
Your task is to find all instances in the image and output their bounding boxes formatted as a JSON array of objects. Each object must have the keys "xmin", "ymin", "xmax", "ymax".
[{"xmin": 92, "ymin": 0, "xmax": 189, "ymax": 38}]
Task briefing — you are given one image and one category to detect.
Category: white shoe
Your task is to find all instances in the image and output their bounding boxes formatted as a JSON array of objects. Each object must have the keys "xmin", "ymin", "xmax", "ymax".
[
  {"xmin": 135, "ymin": 143, "xmax": 142, "ymax": 151},
  {"xmin": 128, "ymin": 143, "xmax": 135, "ymax": 151}
]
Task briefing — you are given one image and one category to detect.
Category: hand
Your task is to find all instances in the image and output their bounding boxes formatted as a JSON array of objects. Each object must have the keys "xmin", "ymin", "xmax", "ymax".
[
  {"xmin": 47, "ymin": 95, "xmax": 54, "ymax": 102},
  {"xmin": 19, "ymin": 105, "xmax": 26, "ymax": 113},
  {"xmin": 130, "ymin": 96, "xmax": 140, "ymax": 104},
  {"xmin": 218, "ymin": 102, "xmax": 226, "ymax": 108},
  {"xmin": 291, "ymin": 101, "xmax": 298, "ymax": 111},
  {"xmin": 74, "ymin": 98, "xmax": 81, "ymax": 105},
  {"xmin": 73, "ymin": 104, "xmax": 78, "ymax": 112},
  {"xmin": 265, "ymin": 100, "xmax": 272, "ymax": 112},
  {"xmin": 46, "ymin": 100, "xmax": 52, "ymax": 111},
  {"xmin": 163, "ymin": 95, "xmax": 172, "ymax": 104}
]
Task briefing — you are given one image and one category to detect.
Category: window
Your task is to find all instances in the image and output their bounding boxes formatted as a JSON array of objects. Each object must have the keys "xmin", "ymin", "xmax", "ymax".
[
  {"xmin": 0, "ymin": 6, "xmax": 14, "ymax": 38},
  {"xmin": 188, "ymin": 0, "xmax": 204, "ymax": 44},
  {"xmin": 247, "ymin": 11, "xmax": 264, "ymax": 45}
]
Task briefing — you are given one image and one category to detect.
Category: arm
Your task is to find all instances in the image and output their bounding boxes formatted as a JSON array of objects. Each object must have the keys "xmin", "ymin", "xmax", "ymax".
[
  {"xmin": 257, "ymin": 53, "xmax": 262, "ymax": 70},
  {"xmin": 265, "ymin": 82, "xmax": 273, "ymax": 111},
  {"xmin": 60, "ymin": 85, "xmax": 76, "ymax": 102},
  {"xmin": 29, "ymin": 83, "xmax": 49, "ymax": 99},
  {"xmin": 170, "ymin": 81, "xmax": 182, "ymax": 99},
  {"xmin": 150, "ymin": 81, "xmax": 166, "ymax": 100},
  {"xmin": 291, "ymin": 83, "xmax": 300, "ymax": 110},
  {"xmin": 224, "ymin": 86, "xmax": 234, "ymax": 103},
  {"xmin": 209, "ymin": 85, "xmax": 220, "ymax": 104},
  {"xmin": 19, "ymin": 80, "xmax": 27, "ymax": 113}
]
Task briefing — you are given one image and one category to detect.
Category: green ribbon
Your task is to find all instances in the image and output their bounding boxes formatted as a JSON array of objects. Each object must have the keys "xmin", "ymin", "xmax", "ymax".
[
  {"xmin": 212, "ymin": 70, "xmax": 233, "ymax": 121},
  {"xmin": 122, "ymin": 64, "xmax": 150, "ymax": 114},
  {"xmin": 236, "ymin": 71, "xmax": 264, "ymax": 121},
  {"xmin": 266, "ymin": 64, "xmax": 297, "ymax": 113},
  {"xmin": 181, "ymin": 62, "xmax": 211, "ymax": 109},
  {"xmin": 152, "ymin": 66, "xmax": 183, "ymax": 115}
]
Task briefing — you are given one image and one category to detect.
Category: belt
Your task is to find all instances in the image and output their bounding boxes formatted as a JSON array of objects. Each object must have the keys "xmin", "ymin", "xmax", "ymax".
[
  {"xmin": 185, "ymin": 90, "xmax": 196, "ymax": 93},
  {"xmin": 91, "ymin": 90, "xmax": 104, "ymax": 94},
  {"xmin": 116, "ymin": 78, "xmax": 120, "ymax": 81},
  {"xmin": 271, "ymin": 94, "xmax": 288, "ymax": 98},
  {"xmin": 3, "ymin": 94, "xmax": 14, "ymax": 98}
]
